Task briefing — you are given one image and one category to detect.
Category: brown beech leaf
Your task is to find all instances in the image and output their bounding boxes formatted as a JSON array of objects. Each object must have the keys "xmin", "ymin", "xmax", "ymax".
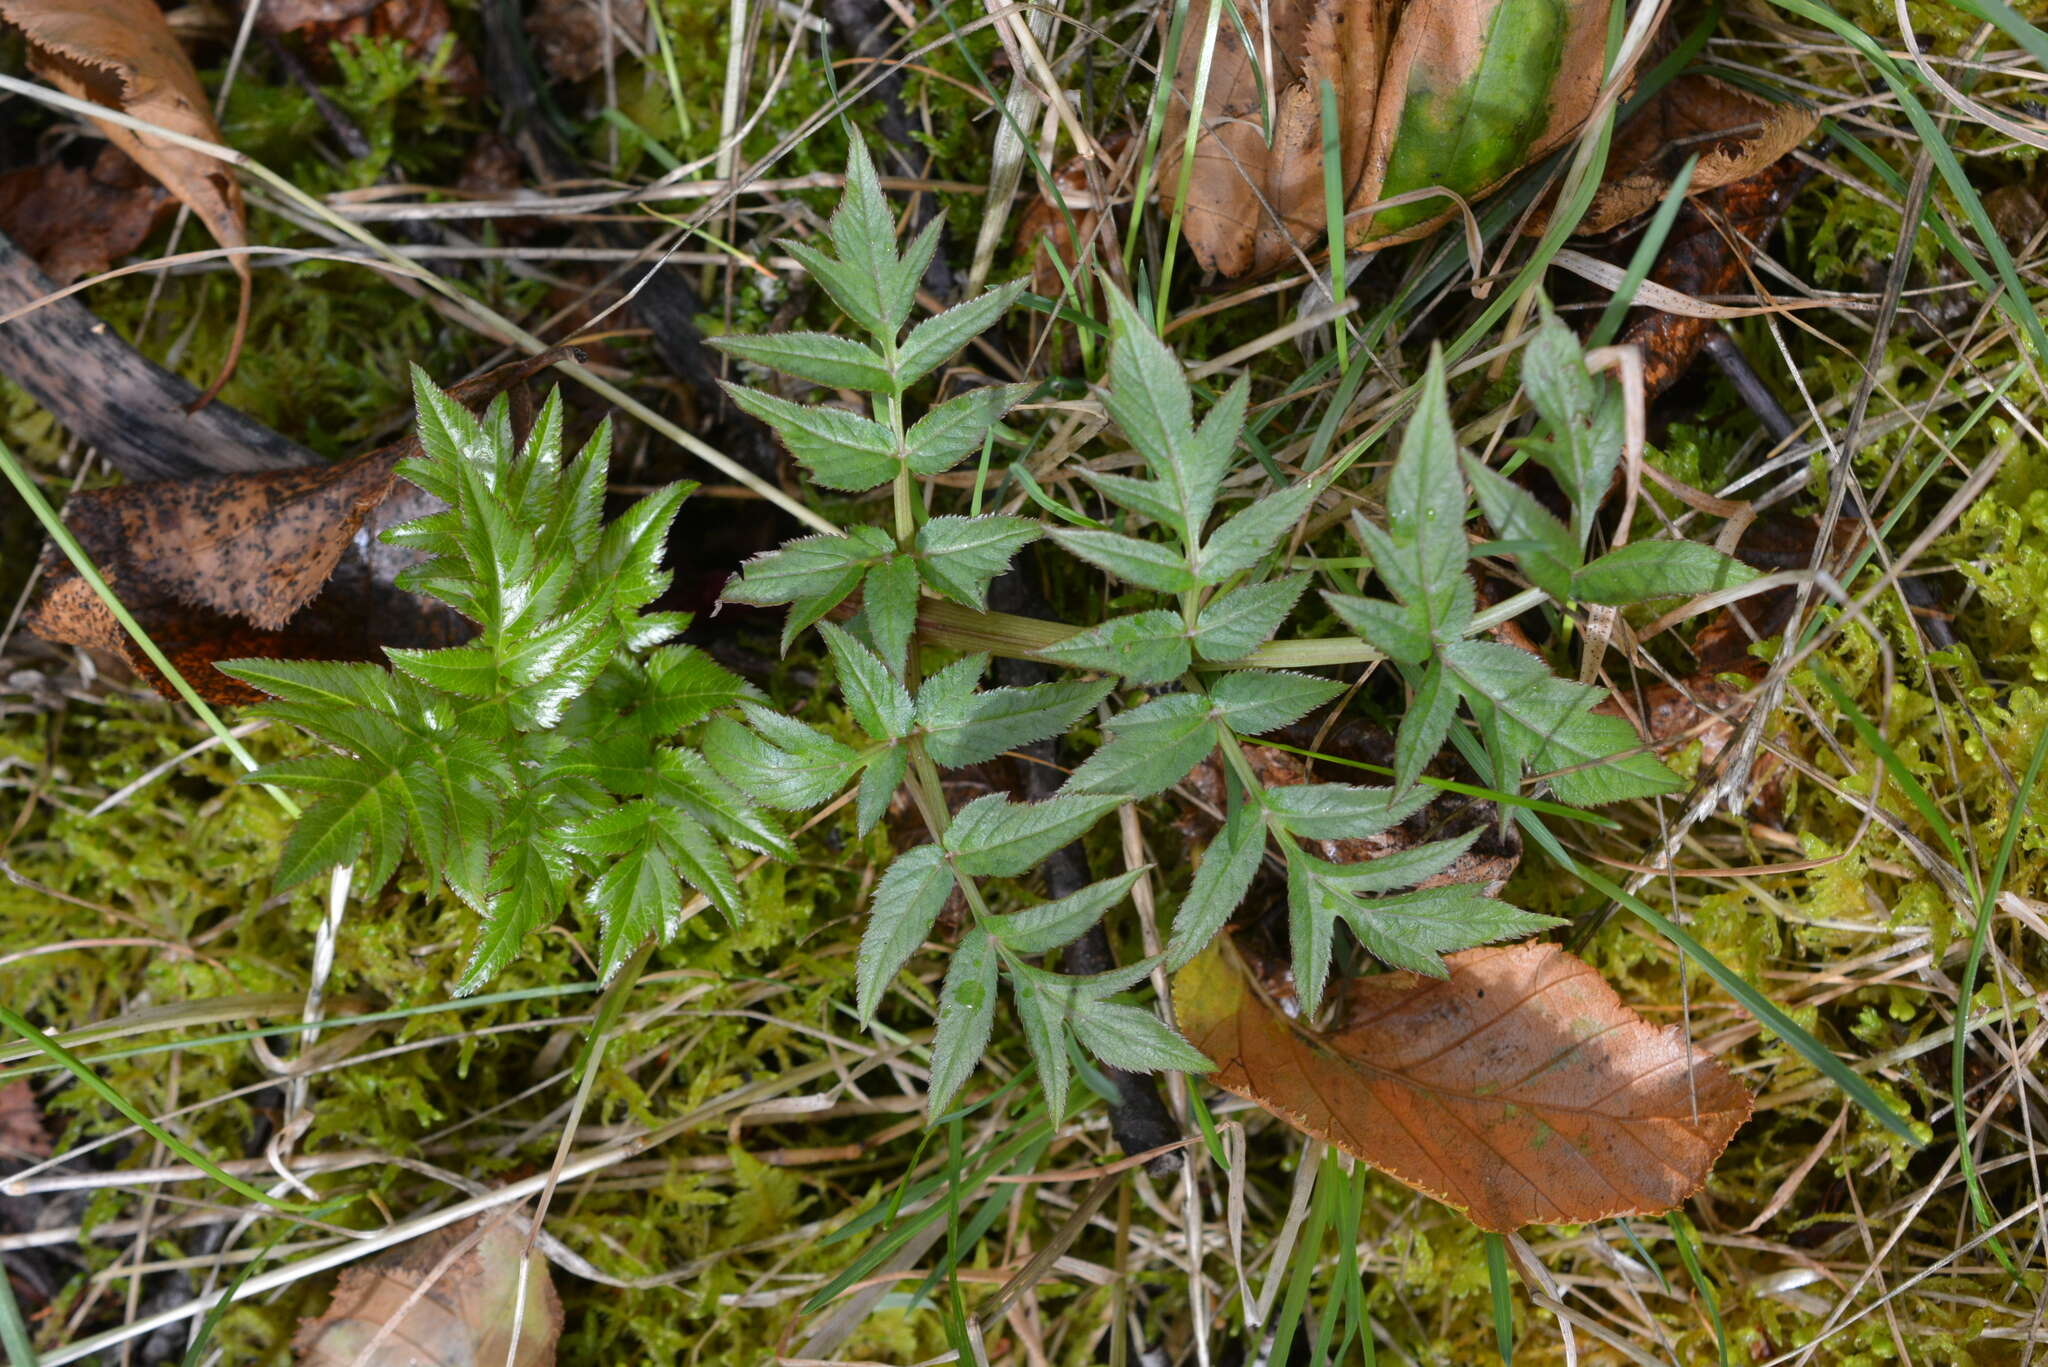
[
  {"xmin": 293, "ymin": 1216, "xmax": 561, "ymax": 1367},
  {"xmin": 0, "ymin": 0, "xmax": 251, "ymax": 407},
  {"xmin": 1175, "ymin": 939, "xmax": 1751, "ymax": 1230},
  {"xmin": 0, "ymin": 145, "xmax": 170, "ymax": 286},
  {"xmin": 22, "ymin": 349, "xmax": 573, "ymax": 702},
  {"xmin": 1578, "ymin": 75, "xmax": 1818, "ymax": 235}
]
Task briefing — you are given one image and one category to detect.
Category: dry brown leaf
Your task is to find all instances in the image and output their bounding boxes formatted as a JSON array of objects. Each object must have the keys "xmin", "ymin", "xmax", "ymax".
[
  {"xmin": 1161, "ymin": 0, "xmax": 1381, "ymax": 277},
  {"xmin": 1578, "ymin": 75, "xmax": 1819, "ymax": 235},
  {"xmin": 255, "ymin": 0, "xmax": 387, "ymax": 29},
  {"xmin": 0, "ymin": 144, "xmax": 171, "ymax": 286},
  {"xmin": 0, "ymin": 0, "xmax": 251, "ymax": 407},
  {"xmin": 1620, "ymin": 151, "xmax": 1819, "ymax": 397},
  {"xmin": 293, "ymin": 1216, "xmax": 561, "ymax": 1367},
  {"xmin": 1016, "ymin": 131, "xmax": 1134, "ymax": 301},
  {"xmin": 526, "ymin": 0, "xmax": 648, "ymax": 84},
  {"xmin": 1175, "ymin": 939, "xmax": 1752, "ymax": 1230},
  {"xmin": 22, "ymin": 349, "xmax": 572, "ymax": 702},
  {"xmin": 0, "ymin": 1082, "xmax": 49, "ymax": 1160}
]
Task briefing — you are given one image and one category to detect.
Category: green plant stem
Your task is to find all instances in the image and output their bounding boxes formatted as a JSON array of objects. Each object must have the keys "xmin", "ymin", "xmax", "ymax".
[{"xmin": 912, "ymin": 598, "xmax": 1382, "ymax": 670}]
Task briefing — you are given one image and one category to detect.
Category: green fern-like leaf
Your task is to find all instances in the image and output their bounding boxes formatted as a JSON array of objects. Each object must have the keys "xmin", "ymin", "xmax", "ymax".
[{"xmin": 223, "ymin": 369, "xmax": 774, "ymax": 995}]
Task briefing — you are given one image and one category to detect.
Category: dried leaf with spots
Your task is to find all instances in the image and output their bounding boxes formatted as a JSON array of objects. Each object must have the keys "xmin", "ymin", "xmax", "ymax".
[
  {"xmin": 293, "ymin": 1216, "xmax": 561, "ymax": 1367},
  {"xmin": 1176, "ymin": 939, "xmax": 1751, "ymax": 1230},
  {"xmin": 0, "ymin": 145, "xmax": 170, "ymax": 286},
  {"xmin": 22, "ymin": 350, "xmax": 572, "ymax": 702},
  {"xmin": 0, "ymin": 0, "xmax": 250, "ymax": 407},
  {"xmin": 1577, "ymin": 75, "xmax": 1818, "ymax": 235}
]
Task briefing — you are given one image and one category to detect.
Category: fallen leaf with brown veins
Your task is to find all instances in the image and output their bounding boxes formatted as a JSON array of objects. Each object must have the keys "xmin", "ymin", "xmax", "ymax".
[
  {"xmin": 293, "ymin": 1216, "xmax": 561, "ymax": 1367},
  {"xmin": 1578, "ymin": 74, "xmax": 1819, "ymax": 235},
  {"xmin": 0, "ymin": 145, "xmax": 170, "ymax": 286},
  {"xmin": 1176, "ymin": 938, "xmax": 1752, "ymax": 1230},
  {"xmin": 0, "ymin": 0, "xmax": 250, "ymax": 407},
  {"xmin": 23, "ymin": 350, "xmax": 573, "ymax": 703}
]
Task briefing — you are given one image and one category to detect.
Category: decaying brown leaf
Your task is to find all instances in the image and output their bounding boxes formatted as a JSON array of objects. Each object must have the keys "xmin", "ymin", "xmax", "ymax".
[
  {"xmin": 0, "ymin": 145, "xmax": 170, "ymax": 287},
  {"xmin": 526, "ymin": 0, "xmax": 648, "ymax": 84},
  {"xmin": 1016, "ymin": 131, "xmax": 1134, "ymax": 301},
  {"xmin": 0, "ymin": 0, "xmax": 251, "ymax": 407},
  {"xmin": 0, "ymin": 1081, "xmax": 49, "ymax": 1160},
  {"xmin": 255, "ymin": 0, "xmax": 386, "ymax": 29},
  {"xmin": 22, "ymin": 350, "xmax": 573, "ymax": 703},
  {"xmin": 1621, "ymin": 150, "xmax": 1819, "ymax": 398},
  {"xmin": 1578, "ymin": 74, "xmax": 1819, "ymax": 235},
  {"xmin": 1176, "ymin": 939, "xmax": 1752, "ymax": 1230},
  {"xmin": 293, "ymin": 1216, "xmax": 561, "ymax": 1367},
  {"xmin": 1162, "ymin": 0, "xmax": 1378, "ymax": 278},
  {"xmin": 259, "ymin": 0, "xmax": 484, "ymax": 95}
]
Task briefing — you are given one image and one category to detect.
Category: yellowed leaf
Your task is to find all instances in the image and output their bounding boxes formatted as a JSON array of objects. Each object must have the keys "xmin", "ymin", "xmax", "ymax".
[
  {"xmin": 1162, "ymin": 0, "xmax": 1622, "ymax": 276},
  {"xmin": 1348, "ymin": 0, "xmax": 1609, "ymax": 249},
  {"xmin": 0, "ymin": 0, "xmax": 250, "ymax": 405},
  {"xmin": 1175, "ymin": 939, "xmax": 1751, "ymax": 1230},
  {"xmin": 293, "ymin": 1217, "xmax": 562, "ymax": 1367}
]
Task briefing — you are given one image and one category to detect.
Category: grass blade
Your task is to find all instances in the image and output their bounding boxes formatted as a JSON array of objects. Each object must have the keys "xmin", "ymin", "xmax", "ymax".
[
  {"xmin": 1484, "ymin": 1232, "xmax": 1514, "ymax": 1364},
  {"xmin": 1952, "ymin": 725, "xmax": 2048, "ymax": 1270},
  {"xmin": 0, "ymin": 1260, "xmax": 38, "ymax": 1367},
  {"xmin": 0, "ymin": 1005, "xmax": 345, "ymax": 1215},
  {"xmin": 1576, "ymin": 869, "xmax": 1923, "ymax": 1146}
]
